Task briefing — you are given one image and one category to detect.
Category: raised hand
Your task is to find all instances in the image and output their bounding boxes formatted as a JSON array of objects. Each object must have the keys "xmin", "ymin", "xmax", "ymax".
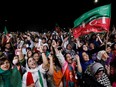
[
  {"xmin": 75, "ymin": 54, "xmax": 80, "ymax": 61},
  {"xmin": 38, "ymin": 46, "xmax": 44, "ymax": 53},
  {"xmin": 48, "ymin": 53, "xmax": 53, "ymax": 60},
  {"xmin": 52, "ymin": 40, "xmax": 57, "ymax": 48}
]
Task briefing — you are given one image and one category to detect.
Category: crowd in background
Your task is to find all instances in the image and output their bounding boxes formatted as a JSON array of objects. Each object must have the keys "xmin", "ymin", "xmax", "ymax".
[{"xmin": 0, "ymin": 26, "xmax": 116, "ymax": 87}]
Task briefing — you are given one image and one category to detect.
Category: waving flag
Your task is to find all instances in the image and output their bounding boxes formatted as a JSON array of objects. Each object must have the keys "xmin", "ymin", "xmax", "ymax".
[
  {"xmin": 4, "ymin": 26, "xmax": 8, "ymax": 35},
  {"xmin": 72, "ymin": 4, "xmax": 111, "ymax": 38},
  {"xmin": 2, "ymin": 26, "xmax": 9, "ymax": 44}
]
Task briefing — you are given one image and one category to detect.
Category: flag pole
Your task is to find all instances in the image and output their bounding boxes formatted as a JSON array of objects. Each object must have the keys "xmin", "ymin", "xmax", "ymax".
[
  {"xmin": 4, "ymin": 20, "xmax": 15, "ymax": 51},
  {"xmin": 105, "ymin": 31, "xmax": 109, "ymax": 49}
]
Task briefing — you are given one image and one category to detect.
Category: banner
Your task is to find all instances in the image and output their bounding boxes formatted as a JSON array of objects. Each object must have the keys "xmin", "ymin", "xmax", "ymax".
[{"xmin": 72, "ymin": 4, "xmax": 111, "ymax": 38}]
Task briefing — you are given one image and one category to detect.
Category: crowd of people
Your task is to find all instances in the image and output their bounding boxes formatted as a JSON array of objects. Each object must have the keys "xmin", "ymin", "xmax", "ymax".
[{"xmin": 0, "ymin": 26, "xmax": 116, "ymax": 87}]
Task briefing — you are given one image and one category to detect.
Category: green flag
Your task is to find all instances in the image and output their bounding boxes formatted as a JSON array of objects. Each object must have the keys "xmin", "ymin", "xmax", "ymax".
[
  {"xmin": 73, "ymin": 4, "xmax": 111, "ymax": 38},
  {"xmin": 4, "ymin": 26, "xmax": 8, "ymax": 35}
]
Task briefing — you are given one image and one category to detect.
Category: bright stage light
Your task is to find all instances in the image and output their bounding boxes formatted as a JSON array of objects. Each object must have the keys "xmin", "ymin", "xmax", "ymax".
[{"xmin": 94, "ymin": 0, "xmax": 98, "ymax": 3}]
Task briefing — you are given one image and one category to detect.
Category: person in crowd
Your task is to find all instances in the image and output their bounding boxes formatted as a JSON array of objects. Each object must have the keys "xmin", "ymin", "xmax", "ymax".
[
  {"xmin": 88, "ymin": 42, "xmax": 98, "ymax": 61},
  {"xmin": 52, "ymin": 40, "xmax": 82, "ymax": 87},
  {"xmin": 109, "ymin": 59, "xmax": 116, "ymax": 87},
  {"xmin": 33, "ymin": 52, "xmax": 42, "ymax": 65},
  {"xmin": 12, "ymin": 55, "xmax": 26, "ymax": 77},
  {"xmin": 82, "ymin": 62, "xmax": 111, "ymax": 87},
  {"xmin": 3, "ymin": 42, "xmax": 15, "ymax": 63},
  {"xmin": 111, "ymin": 42, "xmax": 116, "ymax": 61},
  {"xmin": 42, "ymin": 43, "xmax": 50, "ymax": 57},
  {"xmin": 22, "ymin": 46, "xmax": 48, "ymax": 87},
  {"xmin": 79, "ymin": 52, "xmax": 94, "ymax": 73},
  {"xmin": 105, "ymin": 45, "xmax": 113, "ymax": 66},
  {"xmin": 96, "ymin": 50, "xmax": 110, "ymax": 74},
  {"xmin": 64, "ymin": 43, "xmax": 76, "ymax": 58},
  {"xmin": 25, "ymin": 50, "xmax": 33, "ymax": 60},
  {"xmin": 0, "ymin": 52, "xmax": 22, "ymax": 87},
  {"xmin": 47, "ymin": 52, "xmax": 63, "ymax": 87}
]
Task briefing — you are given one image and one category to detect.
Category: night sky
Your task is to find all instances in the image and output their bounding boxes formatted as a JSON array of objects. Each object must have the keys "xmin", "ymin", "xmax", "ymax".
[{"xmin": 0, "ymin": 0, "xmax": 115, "ymax": 32}]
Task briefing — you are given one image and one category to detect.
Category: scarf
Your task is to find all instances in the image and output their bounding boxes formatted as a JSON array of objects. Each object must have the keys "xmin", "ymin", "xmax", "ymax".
[
  {"xmin": 97, "ymin": 73, "xmax": 111, "ymax": 87},
  {"xmin": 85, "ymin": 62, "xmax": 111, "ymax": 87},
  {"xmin": 81, "ymin": 59, "xmax": 94, "ymax": 72},
  {"xmin": 0, "ymin": 68, "xmax": 11, "ymax": 87},
  {"xmin": 64, "ymin": 65, "xmax": 75, "ymax": 87},
  {"xmin": 27, "ymin": 66, "xmax": 44, "ymax": 87},
  {"xmin": 0, "ymin": 67, "xmax": 22, "ymax": 87},
  {"xmin": 53, "ymin": 68, "xmax": 63, "ymax": 86}
]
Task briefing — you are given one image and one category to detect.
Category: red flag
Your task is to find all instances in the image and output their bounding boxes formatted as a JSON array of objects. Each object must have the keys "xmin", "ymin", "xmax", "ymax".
[
  {"xmin": 72, "ymin": 4, "xmax": 111, "ymax": 38},
  {"xmin": 26, "ymin": 72, "xmax": 34, "ymax": 86}
]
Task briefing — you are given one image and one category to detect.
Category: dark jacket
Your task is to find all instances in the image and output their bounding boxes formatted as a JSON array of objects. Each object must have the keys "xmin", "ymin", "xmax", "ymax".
[{"xmin": 80, "ymin": 74, "xmax": 105, "ymax": 87}]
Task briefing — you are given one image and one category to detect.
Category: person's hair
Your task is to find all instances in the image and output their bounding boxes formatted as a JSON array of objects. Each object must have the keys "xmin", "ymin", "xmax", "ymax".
[
  {"xmin": 56, "ymin": 39, "xmax": 62, "ymax": 46},
  {"xmin": 52, "ymin": 46, "xmax": 62, "ymax": 68},
  {"xmin": 26, "ymin": 47, "xmax": 31, "ymax": 51},
  {"xmin": 64, "ymin": 52, "xmax": 71, "ymax": 60},
  {"xmin": 32, "ymin": 52, "xmax": 42, "ymax": 62},
  {"xmin": 0, "ymin": 57, "xmax": 10, "ymax": 65},
  {"xmin": 27, "ymin": 50, "xmax": 33, "ymax": 58},
  {"xmin": 111, "ymin": 42, "xmax": 116, "ymax": 50},
  {"xmin": 0, "ymin": 53, "xmax": 11, "ymax": 68},
  {"xmin": 27, "ymin": 57, "xmax": 33, "ymax": 69},
  {"xmin": 27, "ymin": 57, "xmax": 38, "ymax": 69},
  {"xmin": 42, "ymin": 37, "xmax": 46, "ymax": 41},
  {"xmin": 32, "ymin": 52, "xmax": 39, "ymax": 56}
]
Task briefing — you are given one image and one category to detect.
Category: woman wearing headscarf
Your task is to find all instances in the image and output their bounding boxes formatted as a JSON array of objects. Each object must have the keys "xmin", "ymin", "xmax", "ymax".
[
  {"xmin": 22, "ymin": 46, "xmax": 48, "ymax": 87},
  {"xmin": 96, "ymin": 50, "xmax": 109, "ymax": 74},
  {"xmin": 82, "ymin": 62, "xmax": 111, "ymax": 87}
]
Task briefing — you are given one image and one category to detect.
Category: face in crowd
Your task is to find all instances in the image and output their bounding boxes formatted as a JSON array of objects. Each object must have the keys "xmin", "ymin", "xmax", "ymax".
[
  {"xmin": 82, "ymin": 52, "xmax": 89, "ymax": 62},
  {"xmin": 65, "ymin": 53, "xmax": 73, "ymax": 64},
  {"xmin": 0, "ymin": 58, "xmax": 11, "ymax": 71},
  {"xmin": 27, "ymin": 57, "xmax": 37, "ymax": 69}
]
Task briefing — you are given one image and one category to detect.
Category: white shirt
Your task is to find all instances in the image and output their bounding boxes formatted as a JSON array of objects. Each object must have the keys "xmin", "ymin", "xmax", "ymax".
[{"xmin": 22, "ymin": 65, "xmax": 48, "ymax": 87}]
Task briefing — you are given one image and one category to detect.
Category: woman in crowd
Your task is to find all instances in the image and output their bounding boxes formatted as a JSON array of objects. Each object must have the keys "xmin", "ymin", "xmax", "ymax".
[
  {"xmin": 46, "ymin": 45, "xmax": 63, "ymax": 87},
  {"xmin": 80, "ymin": 52, "xmax": 94, "ymax": 73},
  {"xmin": 0, "ymin": 52, "xmax": 22, "ymax": 87},
  {"xmin": 82, "ymin": 62, "xmax": 111, "ymax": 87},
  {"xmin": 22, "ymin": 46, "xmax": 48, "ymax": 87},
  {"xmin": 109, "ymin": 59, "xmax": 116, "ymax": 87},
  {"xmin": 52, "ymin": 40, "xmax": 82, "ymax": 87},
  {"xmin": 33, "ymin": 52, "xmax": 42, "ymax": 65},
  {"xmin": 12, "ymin": 55, "xmax": 26, "ymax": 77}
]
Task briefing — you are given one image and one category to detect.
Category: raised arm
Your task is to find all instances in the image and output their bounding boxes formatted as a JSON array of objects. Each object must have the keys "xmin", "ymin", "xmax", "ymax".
[
  {"xmin": 52, "ymin": 40, "xmax": 67, "ymax": 68},
  {"xmin": 39, "ymin": 46, "xmax": 48, "ymax": 70},
  {"xmin": 75, "ymin": 54, "xmax": 82, "ymax": 73},
  {"xmin": 48, "ymin": 53, "xmax": 54, "ymax": 75}
]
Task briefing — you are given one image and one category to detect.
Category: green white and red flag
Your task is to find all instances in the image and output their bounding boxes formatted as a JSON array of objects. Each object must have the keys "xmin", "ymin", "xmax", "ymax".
[{"xmin": 72, "ymin": 4, "xmax": 111, "ymax": 38}]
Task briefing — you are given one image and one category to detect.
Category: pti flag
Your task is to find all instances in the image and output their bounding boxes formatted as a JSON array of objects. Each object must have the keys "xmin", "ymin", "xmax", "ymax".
[
  {"xmin": 4, "ymin": 26, "xmax": 8, "ymax": 35},
  {"xmin": 72, "ymin": 4, "xmax": 111, "ymax": 38}
]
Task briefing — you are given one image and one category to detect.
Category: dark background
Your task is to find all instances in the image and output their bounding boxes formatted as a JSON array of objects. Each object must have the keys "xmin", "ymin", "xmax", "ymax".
[{"xmin": 0, "ymin": 0, "xmax": 115, "ymax": 32}]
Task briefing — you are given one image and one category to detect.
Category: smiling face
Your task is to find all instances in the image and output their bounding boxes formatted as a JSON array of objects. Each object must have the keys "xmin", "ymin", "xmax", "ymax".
[
  {"xmin": 82, "ymin": 52, "xmax": 89, "ymax": 62},
  {"xmin": 27, "ymin": 57, "xmax": 37, "ymax": 69},
  {"xmin": 0, "ymin": 59, "xmax": 10, "ymax": 71},
  {"xmin": 33, "ymin": 53, "xmax": 40, "ymax": 62},
  {"xmin": 65, "ymin": 53, "xmax": 72, "ymax": 64}
]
